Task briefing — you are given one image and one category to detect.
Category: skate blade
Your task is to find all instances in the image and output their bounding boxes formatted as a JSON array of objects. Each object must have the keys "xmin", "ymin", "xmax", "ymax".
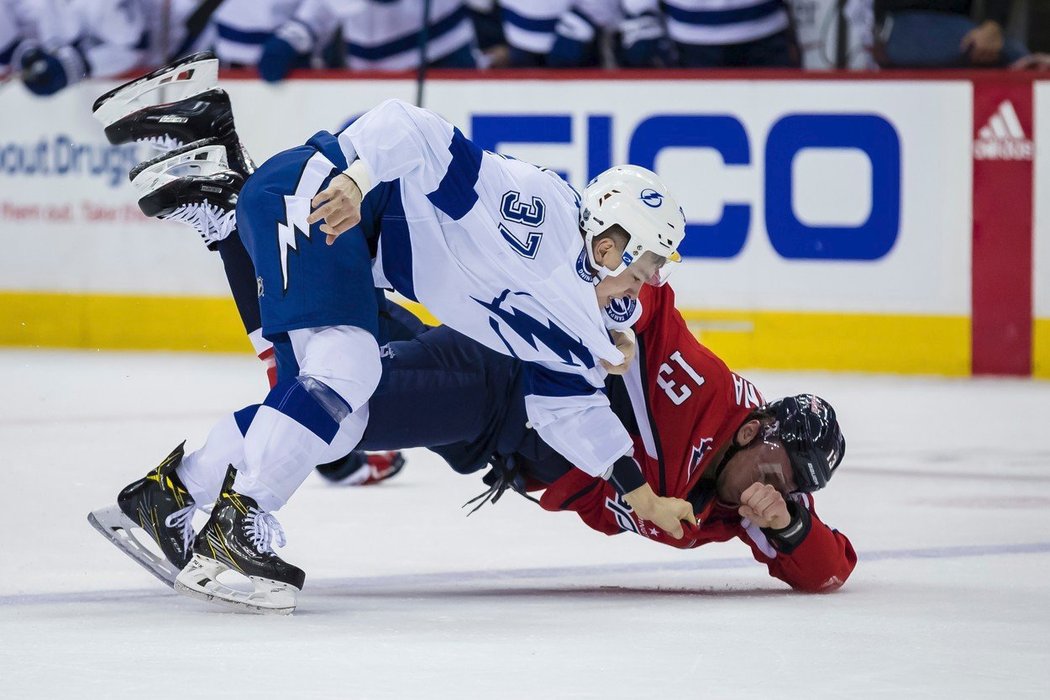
[
  {"xmin": 87, "ymin": 505, "xmax": 179, "ymax": 588},
  {"xmin": 93, "ymin": 52, "xmax": 219, "ymax": 128},
  {"xmin": 130, "ymin": 140, "xmax": 231, "ymax": 196},
  {"xmin": 174, "ymin": 554, "xmax": 298, "ymax": 615}
]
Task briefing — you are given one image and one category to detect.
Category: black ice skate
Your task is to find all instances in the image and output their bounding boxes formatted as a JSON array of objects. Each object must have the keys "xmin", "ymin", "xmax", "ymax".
[
  {"xmin": 175, "ymin": 466, "xmax": 305, "ymax": 615},
  {"xmin": 93, "ymin": 52, "xmax": 219, "ymax": 129},
  {"xmin": 131, "ymin": 138, "xmax": 243, "ymax": 249},
  {"xmin": 87, "ymin": 442, "xmax": 197, "ymax": 588},
  {"xmin": 92, "ymin": 51, "xmax": 255, "ymax": 176},
  {"xmin": 104, "ymin": 88, "xmax": 255, "ymax": 176}
]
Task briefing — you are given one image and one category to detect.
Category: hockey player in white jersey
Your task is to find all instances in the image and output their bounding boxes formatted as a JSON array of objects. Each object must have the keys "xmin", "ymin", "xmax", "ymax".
[
  {"xmin": 15, "ymin": 0, "xmax": 217, "ymax": 96},
  {"xmin": 89, "ymin": 63, "xmax": 693, "ymax": 614},
  {"xmin": 257, "ymin": 0, "xmax": 477, "ymax": 82}
]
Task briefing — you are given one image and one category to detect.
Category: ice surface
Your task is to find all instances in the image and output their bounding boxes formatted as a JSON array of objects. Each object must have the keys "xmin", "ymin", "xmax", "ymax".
[{"xmin": 1, "ymin": 349, "xmax": 1048, "ymax": 698}]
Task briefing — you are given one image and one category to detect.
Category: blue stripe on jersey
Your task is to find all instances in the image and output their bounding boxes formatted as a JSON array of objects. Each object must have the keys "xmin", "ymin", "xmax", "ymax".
[
  {"xmin": 525, "ymin": 364, "xmax": 598, "ymax": 398},
  {"xmin": 234, "ymin": 404, "xmax": 260, "ymax": 437},
  {"xmin": 305, "ymin": 130, "xmax": 349, "ymax": 170},
  {"xmin": 345, "ymin": 5, "xmax": 468, "ymax": 61},
  {"xmin": 380, "ymin": 182, "xmax": 418, "ymax": 302},
  {"xmin": 426, "ymin": 127, "xmax": 482, "ymax": 221},
  {"xmin": 501, "ymin": 7, "xmax": 559, "ymax": 33},
  {"xmin": 263, "ymin": 377, "xmax": 348, "ymax": 444},
  {"xmin": 663, "ymin": 0, "xmax": 783, "ymax": 26},
  {"xmin": 216, "ymin": 23, "xmax": 272, "ymax": 45}
]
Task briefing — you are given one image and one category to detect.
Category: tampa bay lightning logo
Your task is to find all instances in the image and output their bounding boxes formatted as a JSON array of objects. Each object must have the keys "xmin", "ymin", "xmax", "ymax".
[
  {"xmin": 605, "ymin": 297, "xmax": 637, "ymax": 324},
  {"xmin": 639, "ymin": 188, "xmax": 663, "ymax": 208},
  {"xmin": 473, "ymin": 290, "xmax": 595, "ymax": 369},
  {"xmin": 575, "ymin": 248, "xmax": 595, "ymax": 282}
]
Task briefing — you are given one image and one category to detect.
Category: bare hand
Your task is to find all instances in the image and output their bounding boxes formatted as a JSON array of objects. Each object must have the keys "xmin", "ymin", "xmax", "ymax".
[
  {"xmin": 623, "ymin": 483, "xmax": 696, "ymax": 539},
  {"xmin": 307, "ymin": 174, "xmax": 363, "ymax": 245},
  {"xmin": 1011, "ymin": 53, "xmax": 1050, "ymax": 71},
  {"xmin": 961, "ymin": 21, "xmax": 1004, "ymax": 65},
  {"xmin": 737, "ymin": 482, "xmax": 791, "ymax": 529},
  {"xmin": 600, "ymin": 328, "xmax": 636, "ymax": 376}
]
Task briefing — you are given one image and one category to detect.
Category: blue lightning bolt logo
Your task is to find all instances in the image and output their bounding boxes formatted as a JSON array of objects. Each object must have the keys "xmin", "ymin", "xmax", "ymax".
[{"xmin": 473, "ymin": 290, "xmax": 594, "ymax": 369}]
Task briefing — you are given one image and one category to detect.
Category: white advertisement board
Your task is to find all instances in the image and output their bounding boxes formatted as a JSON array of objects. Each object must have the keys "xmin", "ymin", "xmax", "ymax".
[{"xmin": 0, "ymin": 77, "xmax": 971, "ymax": 318}]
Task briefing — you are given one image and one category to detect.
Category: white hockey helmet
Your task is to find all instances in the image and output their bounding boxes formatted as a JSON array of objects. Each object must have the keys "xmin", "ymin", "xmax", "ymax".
[{"xmin": 580, "ymin": 165, "xmax": 686, "ymax": 283}]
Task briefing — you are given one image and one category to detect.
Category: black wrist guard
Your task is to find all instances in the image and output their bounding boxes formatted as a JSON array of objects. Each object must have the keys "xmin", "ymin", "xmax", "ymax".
[
  {"xmin": 761, "ymin": 500, "xmax": 812, "ymax": 555},
  {"xmin": 608, "ymin": 454, "xmax": 646, "ymax": 495}
]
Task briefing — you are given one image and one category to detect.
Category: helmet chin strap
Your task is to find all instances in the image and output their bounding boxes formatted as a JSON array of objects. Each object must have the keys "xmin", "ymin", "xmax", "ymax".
[{"xmin": 586, "ymin": 229, "xmax": 634, "ymax": 280}]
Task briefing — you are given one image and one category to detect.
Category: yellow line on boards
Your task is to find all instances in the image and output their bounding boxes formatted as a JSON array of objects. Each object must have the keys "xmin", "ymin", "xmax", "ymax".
[{"xmin": 1, "ymin": 291, "xmax": 974, "ymax": 375}]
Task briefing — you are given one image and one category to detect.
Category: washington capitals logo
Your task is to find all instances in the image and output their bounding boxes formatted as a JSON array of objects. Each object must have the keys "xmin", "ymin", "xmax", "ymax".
[
  {"xmin": 687, "ymin": 438, "xmax": 714, "ymax": 481},
  {"xmin": 473, "ymin": 290, "xmax": 594, "ymax": 369},
  {"xmin": 640, "ymin": 188, "xmax": 663, "ymax": 208}
]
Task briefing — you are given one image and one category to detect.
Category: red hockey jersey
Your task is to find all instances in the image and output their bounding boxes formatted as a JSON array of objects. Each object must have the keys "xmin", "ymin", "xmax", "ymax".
[{"xmin": 539, "ymin": 283, "xmax": 856, "ymax": 592}]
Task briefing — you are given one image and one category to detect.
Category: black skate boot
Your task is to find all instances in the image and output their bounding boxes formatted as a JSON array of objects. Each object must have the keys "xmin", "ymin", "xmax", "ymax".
[
  {"xmin": 130, "ymin": 138, "xmax": 243, "ymax": 249},
  {"xmin": 93, "ymin": 51, "xmax": 219, "ymax": 123},
  {"xmin": 92, "ymin": 51, "xmax": 255, "ymax": 177},
  {"xmin": 175, "ymin": 466, "xmax": 306, "ymax": 615},
  {"xmin": 87, "ymin": 442, "xmax": 197, "ymax": 587},
  {"xmin": 104, "ymin": 88, "xmax": 255, "ymax": 177}
]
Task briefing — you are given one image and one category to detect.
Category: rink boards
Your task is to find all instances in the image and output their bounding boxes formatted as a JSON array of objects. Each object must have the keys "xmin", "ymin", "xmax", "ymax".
[{"xmin": 0, "ymin": 71, "xmax": 1046, "ymax": 377}]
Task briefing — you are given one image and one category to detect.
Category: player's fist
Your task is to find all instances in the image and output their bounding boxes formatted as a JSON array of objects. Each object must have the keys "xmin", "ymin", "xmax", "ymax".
[
  {"xmin": 623, "ymin": 483, "xmax": 696, "ymax": 539},
  {"xmin": 308, "ymin": 174, "xmax": 363, "ymax": 245},
  {"xmin": 600, "ymin": 328, "xmax": 636, "ymax": 375},
  {"xmin": 737, "ymin": 482, "xmax": 791, "ymax": 529}
]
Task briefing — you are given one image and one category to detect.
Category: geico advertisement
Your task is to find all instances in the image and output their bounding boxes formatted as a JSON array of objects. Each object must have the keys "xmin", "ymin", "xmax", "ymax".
[
  {"xmin": 1035, "ymin": 81, "xmax": 1049, "ymax": 320},
  {"xmin": 2, "ymin": 78, "xmax": 971, "ymax": 315}
]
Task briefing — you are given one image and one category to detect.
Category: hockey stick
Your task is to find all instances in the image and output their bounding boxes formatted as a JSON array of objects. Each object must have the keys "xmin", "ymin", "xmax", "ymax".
[{"xmin": 415, "ymin": 0, "xmax": 433, "ymax": 107}]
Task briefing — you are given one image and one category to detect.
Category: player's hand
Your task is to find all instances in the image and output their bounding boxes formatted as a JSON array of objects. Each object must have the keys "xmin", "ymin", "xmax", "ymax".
[
  {"xmin": 600, "ymin": 328, "xmax": 636, "ymax": 375},
  {"xmin": 737, "ymin": 482, "xmax": 791, "ymax": 529},
  {"xmin": 961, "ymin": 21, "xmax": 1004, "ymax": 65},
  {"xmin": 1011, "ymin": 53, "xmax": 1050, "ymax": 71},
  {"xmin": 623, "ymin": 483, "xmax": 696, "ymax": 539},
  {"xmin": 307, "ymin": 174, "xmax": 363, "ymax": 245}
]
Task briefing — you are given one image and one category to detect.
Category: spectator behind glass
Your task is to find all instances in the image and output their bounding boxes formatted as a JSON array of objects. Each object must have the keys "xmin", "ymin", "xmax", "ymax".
[
  {"xmin": 876, "ymin": 0, "xmax": 1029, "ymax": 67},
  {"xmin": 660, "ymin": 0, "xmax": 797, "ymax": 67}
]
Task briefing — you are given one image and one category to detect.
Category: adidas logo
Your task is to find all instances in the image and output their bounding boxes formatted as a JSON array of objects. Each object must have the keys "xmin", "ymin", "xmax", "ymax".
[{"xmin": 974, "ymin": 100, "xmax": 1033, "ymax": 161}]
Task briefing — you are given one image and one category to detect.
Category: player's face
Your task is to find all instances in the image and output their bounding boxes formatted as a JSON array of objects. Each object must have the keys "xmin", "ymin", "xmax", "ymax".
[
  {"xmin": 594, "ymin": 251, "xmax": 666, "ymax": 307},
  {"xmin": 716, "ymin": 428, "xmax": 798, "ymax": 505}
]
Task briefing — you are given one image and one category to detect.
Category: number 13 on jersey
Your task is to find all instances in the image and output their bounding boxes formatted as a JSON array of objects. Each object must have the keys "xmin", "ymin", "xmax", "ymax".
[{"xmin": 657, "ymin": 350, "xmax": 704, "ymax": 405}]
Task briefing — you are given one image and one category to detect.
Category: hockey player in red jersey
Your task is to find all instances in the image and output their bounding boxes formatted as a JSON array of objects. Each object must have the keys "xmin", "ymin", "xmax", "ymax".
[{"xmin": 538, "ymin": 281, "xmax": 856, "ymax": 592}]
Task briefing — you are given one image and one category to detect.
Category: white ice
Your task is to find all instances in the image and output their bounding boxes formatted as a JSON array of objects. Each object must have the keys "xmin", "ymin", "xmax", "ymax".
[{"xmin": 1, "ymin": 349, "xmax": 1048, "ymax": 699}]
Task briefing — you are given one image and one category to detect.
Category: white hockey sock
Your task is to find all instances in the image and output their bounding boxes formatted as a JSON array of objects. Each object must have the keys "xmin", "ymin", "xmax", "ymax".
[
  {"xmin": 176, "ymin": 412, "xmax": 246, "ymax": 505},
  {"xmin": 235, "ymin": 403, "xmax": 370, "ymax": 512}
]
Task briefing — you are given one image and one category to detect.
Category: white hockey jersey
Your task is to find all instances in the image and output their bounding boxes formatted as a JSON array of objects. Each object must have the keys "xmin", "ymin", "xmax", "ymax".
[
  {"xmin": 333, "ymin": 99, "xmax": 634, "ymax": 478},
  {"xmin": 662, "ymin": 0, "xmax": 790, "ymax": 45},
  {"xmin": 212, "ymin": 0, "xmax": 304, "ymax": 66},
  {"xmin": 289, "ymin": 0, "xmax": 475, "ymax": 71}
]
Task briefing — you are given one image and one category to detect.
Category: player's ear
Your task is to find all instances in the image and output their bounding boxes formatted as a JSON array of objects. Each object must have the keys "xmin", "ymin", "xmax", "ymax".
[
  {"xmin": 735, "ymin": 419, "xmax": 761, "ymax": 446},
  {"xmin": 592, "ymin": 236, "xmax": 614, "ymax": 266}
]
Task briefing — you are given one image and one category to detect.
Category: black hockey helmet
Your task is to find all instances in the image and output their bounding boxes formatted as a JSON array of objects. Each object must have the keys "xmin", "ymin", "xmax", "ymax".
[{"xmin": 768, "ymin": 394, "xmax": 845, "ymax": 493}]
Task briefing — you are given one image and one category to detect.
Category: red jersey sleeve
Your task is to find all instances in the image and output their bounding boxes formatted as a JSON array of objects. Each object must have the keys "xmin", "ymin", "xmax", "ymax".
[{"xmin": 734, "ymin": 493, "xmax": 857, "ymax": 592}]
